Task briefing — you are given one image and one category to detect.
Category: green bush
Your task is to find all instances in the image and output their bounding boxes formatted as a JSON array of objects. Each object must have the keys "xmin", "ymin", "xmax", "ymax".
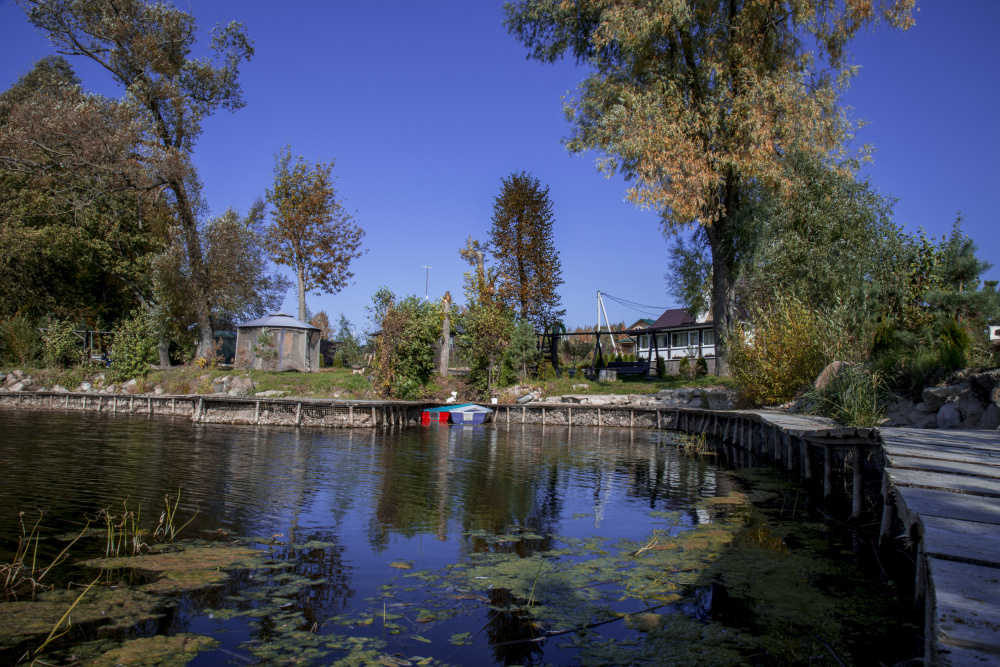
[
  {"xmin": 109, "ymin": 309, "xmax": 158, "ymax": 382},
  {"xmin": 43, "ymin": 319, "xmax": 80, "ymax": 368},
  {"xmin": 938, "ymin": 320, "xmax": 970, "ymax": 371},
  {"xmin": 806, "ymin": 364, "xmax": 889, "ymax": 428},
  {"xmin": 0, "ymin": 314, "xmax": 41, "ymax": 365},
  {"xmin": 695, "ymin": 356, "xmax": 708, "ymax": 377},
  {"xmin": 656, "ymin": 355, "xmax": 665, "ymax": 378},
  {"xmin": 727, "ymin": 296, "xmax": 828, "ymax": 407},
  {"xmin": 678, "ymin": 356, "xmax": 691, "ymax": 377}
]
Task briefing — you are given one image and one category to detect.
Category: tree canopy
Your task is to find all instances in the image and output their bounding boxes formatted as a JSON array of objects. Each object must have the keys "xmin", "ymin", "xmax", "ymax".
[
  {"xmin": 505, "ymin": 0, "xmax": 915, "ymax": 371},
  {"xmin": 265, "ymin": 145, "xmax": 366, "ymax": 321},
  {"xmin": 488, "ymin": 171, "xmax": 563, "ymax": 329},
  {"xmin": 19, "ymin": 0, "xmax": 255, "ymax": 358}
]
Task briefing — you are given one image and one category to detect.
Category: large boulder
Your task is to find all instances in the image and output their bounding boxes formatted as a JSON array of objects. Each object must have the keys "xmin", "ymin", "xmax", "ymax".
[
  {"xmin": 937, "ymin": 401, "xmax": 963, "ymax": 429},
  {"xmin": 979, "ymin": 403, "xmax": 1000, "ymax": 430},
  {"xmin": 970, "ymin": 369, "xmax": 1000, "ymax": 400},
  {"xmin": 8, "ymin": 381, "xmax": 27, "ymax": 392},
  {"xmin": 922, "ymin": 384, "xmax": 968, "ymax": 412},
  {"xmin": 705, "ymin": 390, "xmax": 736, "ymax": 411},
  {"xmin": 228, "ymin": 377, "xmax": 255, "ymax": 397},
  {"xmin": 212, "ymin": 376, "xmax": 232, "ymax": 394},
  {"xmin": 814, "ymin": 361, "xmax": 849, "ymax": 391}
]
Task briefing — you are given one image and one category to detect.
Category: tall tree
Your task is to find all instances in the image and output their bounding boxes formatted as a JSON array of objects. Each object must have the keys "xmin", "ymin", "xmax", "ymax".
[
  {"xmin": 265, "ymin": 145, "xmax": 366, "ymax": 321},
  {"xmin": 505, "ymin": 0, "xmax": 914, "ymax": 372},
  {"xmin": 152, "ymin": 201, "xmax": 288, "ymax": 357},
  {"xmin": 19, "ymin": 0, "xmax": 254, "ymax": 358},
  {"xmin": 0, "ymin": 56, "xmax": 171, "ymax": 322},
  {"xmin": 488, "ymin": 171, "xmax": 564, "ymax": 329}
]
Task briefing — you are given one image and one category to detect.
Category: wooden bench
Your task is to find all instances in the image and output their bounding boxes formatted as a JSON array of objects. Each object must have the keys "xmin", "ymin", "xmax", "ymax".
[{"xmin": 605, "ymin": 361, "xmax": 649, "ymax": 377}]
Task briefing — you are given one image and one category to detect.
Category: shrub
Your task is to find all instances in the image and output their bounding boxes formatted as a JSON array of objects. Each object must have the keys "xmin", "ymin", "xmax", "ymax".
[
  {"xmin": 938, "ymin": 320, "xmax": 970, "ymax": 371},
  {"xmin": 695, "ymin": 356, "xmax": 708, "ymax": 377},
  {"xmin": 678, "ymin": 356, "xmax": 691, "ymax": 377},
  {"xmin": 614, "ymin": 352, "xmax": 623, "ymax": 362},
  {"xmin": 536, "ymin": 359, "xmax": 556, "ymax": 381},
  {"xmin": 727, "ymin": 296, "xmax": 828, "ymax": 406},
  {"xmin": 368, "ymin": 288, "xmax": 441, "ymax": 398},
  {"xmin": 504, "ymin": 320, "xmax": 540, "ymax": 379},
  {"xmin": 656, "ymin": 355, "xmax": 665, "ymax": 379},
  {"xmin": 805, "ymin": 364, "xmax": 889, "ymax": 428},
  {"xmin": 42, "ymin": 319, "xmax": 80, "ymax": 367},
  {"xmin": 0, "ymin": 314, "xmax": 41, "ymax": 365},
  {"xmin": 109, "ymin": 309, "xmax": 158, "ymax": 383}
]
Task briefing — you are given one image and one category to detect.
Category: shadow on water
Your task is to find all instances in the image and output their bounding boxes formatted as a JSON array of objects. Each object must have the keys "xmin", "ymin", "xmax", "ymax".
[{"xmin": 0, "ymin": 409, "xmax": 920, "ymax": 666}]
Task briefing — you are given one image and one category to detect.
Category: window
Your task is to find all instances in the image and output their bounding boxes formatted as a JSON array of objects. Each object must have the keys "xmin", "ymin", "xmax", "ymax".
[
  {"xmin": 703, "ymin": 329, "xmax": 714, "ymax": 346},
  {"xmin": 671, "ymin": 332, "xmax": 689, "ymax": 348},
  {"xmin": 656, "ymin": 334, "xmax": 668, "ymax": 349}
]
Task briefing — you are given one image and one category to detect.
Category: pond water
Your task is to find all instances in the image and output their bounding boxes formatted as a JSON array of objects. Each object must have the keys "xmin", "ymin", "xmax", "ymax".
[{"xmin": 0, "ymin": 410, "xmax": 918, "ymax": 666}]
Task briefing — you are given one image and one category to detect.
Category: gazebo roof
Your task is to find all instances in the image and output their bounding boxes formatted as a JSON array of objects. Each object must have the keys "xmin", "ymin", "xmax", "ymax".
[{"xmin": 236, "ymin": 312, "xmax": 319, "ymax": 330}]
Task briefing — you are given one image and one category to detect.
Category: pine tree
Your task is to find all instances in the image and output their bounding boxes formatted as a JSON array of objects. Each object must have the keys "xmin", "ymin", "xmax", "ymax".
[{"xmin": 488, "ymin": 172, "xmax": 564, "ymax": 329}]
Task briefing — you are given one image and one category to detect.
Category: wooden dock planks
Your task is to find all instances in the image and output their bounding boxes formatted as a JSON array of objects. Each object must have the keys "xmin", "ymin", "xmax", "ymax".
[{"xmin": 882, "ymin": 427, "xmax": 1000, "ymax": 666}]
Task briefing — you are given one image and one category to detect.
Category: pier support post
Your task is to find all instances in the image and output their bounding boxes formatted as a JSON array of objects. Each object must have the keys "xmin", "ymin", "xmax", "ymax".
[
  {"xmin": 880, "ymin": 471, "xmax": 895, "ymax": 547},
  {"xmin": 823, "ymin": 445, "xmax": 833, "ymax": 498},
  {"xmin": 852, "ymin": 445, "xmax": 863, "ymax": 518}
]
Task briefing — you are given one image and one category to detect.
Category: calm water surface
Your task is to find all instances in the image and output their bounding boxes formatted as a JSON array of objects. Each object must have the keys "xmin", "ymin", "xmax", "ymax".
[{"xmin": 0, "ymin": 410, "xmax": 917, "ymax": 666}]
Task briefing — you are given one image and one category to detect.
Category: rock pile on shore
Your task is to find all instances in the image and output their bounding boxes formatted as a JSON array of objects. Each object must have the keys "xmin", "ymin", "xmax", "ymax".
[{"xmin": 885, "ymin": 369, "xmax": 1000, "ymax": 430}]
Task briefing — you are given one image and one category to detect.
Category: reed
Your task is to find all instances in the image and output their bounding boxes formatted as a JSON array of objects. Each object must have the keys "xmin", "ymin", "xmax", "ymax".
[
  {"xmin": 2, "ymin": 511, "xmax": 89, "ymax": 595},
  {"xmin": 153, "ymin": 489, "xmax": 199, "ymax": 542},
  {"xmin": 676, "ymin": 432, "xmax": 712, "ymax": 457}
]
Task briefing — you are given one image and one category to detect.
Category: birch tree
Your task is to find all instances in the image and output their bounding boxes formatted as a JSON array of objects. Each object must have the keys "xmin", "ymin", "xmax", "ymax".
[{"xmin": 265, "ymin": 146, "xmax": 366, "ymax": 321}]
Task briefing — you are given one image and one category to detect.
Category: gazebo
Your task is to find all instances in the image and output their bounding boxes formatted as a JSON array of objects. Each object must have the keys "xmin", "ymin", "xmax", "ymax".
[{"xmin": 234, "ymin": 312, "xmax": 321, "ymax": 372}]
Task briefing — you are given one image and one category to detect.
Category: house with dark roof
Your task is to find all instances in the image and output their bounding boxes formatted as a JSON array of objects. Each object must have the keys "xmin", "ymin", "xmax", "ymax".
[{"xmin": 630, "ymin": 308, "xmax": 716, "ymax": 373}]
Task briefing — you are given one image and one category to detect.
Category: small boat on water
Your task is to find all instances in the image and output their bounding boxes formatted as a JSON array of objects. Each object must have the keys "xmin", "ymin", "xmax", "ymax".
[
  {"xmin": 421, "ymin": 403, "xmax": 474, "ymax": 423},
  {"xmin": 449, "ymin": 404, "xmax": 494, "ymax": 424}
]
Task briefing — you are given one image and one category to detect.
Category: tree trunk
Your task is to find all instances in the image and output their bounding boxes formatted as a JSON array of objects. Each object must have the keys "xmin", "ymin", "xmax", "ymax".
[
  {"xmin": 705, "ymin": 225, "xmax": 738, "ymax": 376},
  {"xmin": 157, "ymin": 337, "xmax": 171, "ymax": 367},
  {"xmin": 439, "ymin": 292, "xmax": 451, "ymax": 376},
  {"xmin": 170, "ymin": 179, "xmax": 215, "ymax": 359},
  {"xmin": 297, "ymin": 264, "xmax": 307, "ymax": 321}
]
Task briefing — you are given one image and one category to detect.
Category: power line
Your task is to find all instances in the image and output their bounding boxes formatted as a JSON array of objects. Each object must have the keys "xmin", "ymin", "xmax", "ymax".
[{"xmin": 600, "ymin": 292, "xmax": 678, "ymax": 317}]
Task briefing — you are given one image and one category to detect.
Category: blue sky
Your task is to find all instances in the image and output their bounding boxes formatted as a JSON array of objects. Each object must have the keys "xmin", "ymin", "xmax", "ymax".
[{"xmin": 1, "ymin": 1, "xmax": 996, "ymax": 332}]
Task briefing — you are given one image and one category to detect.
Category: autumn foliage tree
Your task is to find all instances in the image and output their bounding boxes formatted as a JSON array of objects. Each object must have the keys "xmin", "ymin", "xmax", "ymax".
[
  {"xmin": 266, "ymin": 146, "xmax": 366, "ymax": 322},
  {"xmin": 18, "ymin": 0, "xmax": 255, "ymax": 359},
  {"xmin": 505, "ymin": 0, "xmax": 915, "ymax": 372},
  {"xmin": 488, "ymin": 172, "xmax": 564, "ymax": 329}
]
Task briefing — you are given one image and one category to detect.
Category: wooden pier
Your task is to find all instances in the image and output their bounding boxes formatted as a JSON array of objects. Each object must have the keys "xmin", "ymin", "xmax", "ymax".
[{"xmin": 879, "ymin": 428, "xmax": 1000, "ymax": 666}]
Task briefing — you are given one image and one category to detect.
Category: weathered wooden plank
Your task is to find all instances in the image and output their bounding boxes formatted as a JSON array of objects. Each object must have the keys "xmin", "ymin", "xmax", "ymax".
[
  {"xmin": 890, "ymin": 469, "xmax": 1000, "ymax": 498},
  {"xmin": 920, "ymin": 515, "xmax": 1000, "ymax": 566},
  {"xmin": 885, "ymin": 444, "xmax": 1000, "ymax": 466},
  {"xmin": 883, "ymin": 429, "xmax": 1000, "ymax": 454},
  {"xmin": 927, "ymin": 557, "xmax": 1000, "ymax": 664},
  {"xmin": 888, "ymin": 455, "xmax": 1000, "ymax": 478},
  {"xmin": 895, "ymin": 487, "xmax": 1000, "ymax": 526}
]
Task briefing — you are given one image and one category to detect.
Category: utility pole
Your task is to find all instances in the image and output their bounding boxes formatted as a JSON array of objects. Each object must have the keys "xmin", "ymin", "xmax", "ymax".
[{"xmin": 422, "ymin": 265, "xmax": 432, "ymax": 301}]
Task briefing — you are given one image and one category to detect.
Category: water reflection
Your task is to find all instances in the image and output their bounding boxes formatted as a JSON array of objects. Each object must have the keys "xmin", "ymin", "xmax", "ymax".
[{"xmin": 3, "ymin": 409, "xmax": 842, "ymax": 666}]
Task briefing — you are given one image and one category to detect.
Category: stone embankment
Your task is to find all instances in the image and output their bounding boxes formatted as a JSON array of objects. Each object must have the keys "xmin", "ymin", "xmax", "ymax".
[
  {"xmin": 885, "ymin": 369, "xmax": 1000, "ymax": 430},
  {"xmin": 0, "ymin": 370, "xmax": 258, "ymax": 398}
]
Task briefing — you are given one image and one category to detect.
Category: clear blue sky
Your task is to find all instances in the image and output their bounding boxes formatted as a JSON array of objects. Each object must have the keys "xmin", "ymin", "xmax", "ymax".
[{"xmin": 1, "ymin": 1, "xmax": 996, "ymax": 332}]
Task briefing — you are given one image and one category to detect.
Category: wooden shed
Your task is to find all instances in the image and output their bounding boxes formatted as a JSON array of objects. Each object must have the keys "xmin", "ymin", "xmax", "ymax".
[{"xmin": 234, "ymin": 312, "xmax": 321, "ymax": 372}]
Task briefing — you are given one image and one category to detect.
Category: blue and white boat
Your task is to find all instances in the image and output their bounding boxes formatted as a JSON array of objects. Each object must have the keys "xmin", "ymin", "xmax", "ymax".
[{"xmin": 448, "ymin": 404, "xmax": 494, "ymax": 424}]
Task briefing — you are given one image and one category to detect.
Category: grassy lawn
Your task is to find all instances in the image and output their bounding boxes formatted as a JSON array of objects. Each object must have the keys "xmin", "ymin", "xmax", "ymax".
[
  {"xmin": 5, "ymin": 363, "xmax": 734, "ymax": 403},
  {"xmin": 533, "ymin": 373, "xmax": 734, "ymax": 399},
  {"xmin": 142, "ymin": 366, "xmax": 374, "ymax": 399}
]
